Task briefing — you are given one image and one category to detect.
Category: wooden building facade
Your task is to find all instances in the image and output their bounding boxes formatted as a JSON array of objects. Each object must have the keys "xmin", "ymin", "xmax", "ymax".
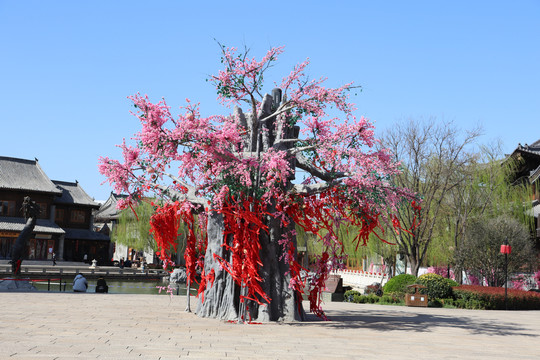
[{"xmin": 0, "ymin": 156, "xmax": 110, "ymax": 262}]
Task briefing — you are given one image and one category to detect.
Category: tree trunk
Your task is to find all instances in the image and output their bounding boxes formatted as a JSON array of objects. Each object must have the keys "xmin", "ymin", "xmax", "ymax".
[
  {"xmin": 257, "ymin": 207, "xmax": 305, "ymax": 322},
  {"xmin": 408, "ymin": 255, "xmax": 420, "ymax": 277},
  {"xmin": 196, "ymin": 207, "xmax": 305, "ymax": 322},
  {"xmin": 196, "ymin": 211, "xmax": 240, "ymax": 320}
]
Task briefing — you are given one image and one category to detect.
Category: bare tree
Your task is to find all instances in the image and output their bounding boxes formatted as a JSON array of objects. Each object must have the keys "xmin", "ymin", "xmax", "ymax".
[{"xmin": 381, "ymin": 119, "xmax": 482, "ymax": 276}]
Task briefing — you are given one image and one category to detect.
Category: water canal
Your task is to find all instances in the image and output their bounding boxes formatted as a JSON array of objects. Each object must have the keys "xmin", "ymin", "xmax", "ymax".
[{"xmin": 32, "ymin": 279, "xmax": 198, "ymax": 295}]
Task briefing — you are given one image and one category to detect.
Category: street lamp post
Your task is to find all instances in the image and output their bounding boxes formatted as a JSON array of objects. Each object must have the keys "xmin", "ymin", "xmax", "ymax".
[{"xmin": 500, "ymin": 238, "xmax": 512, "ymax": 310}]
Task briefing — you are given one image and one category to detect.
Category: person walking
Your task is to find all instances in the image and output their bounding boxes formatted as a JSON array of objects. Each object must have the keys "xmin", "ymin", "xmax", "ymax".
[
  {"xmin": 52, "ymin": 252, "xmax": 57, "ymax": 266},
  {"xmin": 73, "ymin": 273, "xmax": 88, "ymax": 292}
]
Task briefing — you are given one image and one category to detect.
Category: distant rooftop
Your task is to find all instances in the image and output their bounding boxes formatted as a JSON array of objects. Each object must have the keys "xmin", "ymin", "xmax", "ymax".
[
  {"xmin": 53, "ymin": 180, "xmax": 101, "ymax": 208},
  {"xmin": 0, "ymin": 156, "xmax": 62, "ymax": 195},
  {"xmin": 94, "ymin": 192, "xmax": 127, "ymax": 221}
]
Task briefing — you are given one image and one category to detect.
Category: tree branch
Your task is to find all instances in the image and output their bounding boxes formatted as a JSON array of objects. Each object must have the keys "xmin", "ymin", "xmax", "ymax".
[
  {"xmin": 159, "ymin": 172, "xmax": 207, "ymax": 206},
  {"xmin": 295, "ymin": 153, "xmax": 347, "ymax": 181}
]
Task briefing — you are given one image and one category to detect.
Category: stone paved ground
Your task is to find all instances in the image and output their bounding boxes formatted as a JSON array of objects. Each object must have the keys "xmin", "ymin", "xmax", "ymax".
[{"xmin": 1, "ymin": 291, "xmax": 539, "ymax": 359}]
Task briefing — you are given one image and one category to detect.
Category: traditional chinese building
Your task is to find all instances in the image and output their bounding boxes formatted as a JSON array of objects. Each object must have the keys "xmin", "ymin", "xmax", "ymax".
[
  {"xmin": 0, "ymin": 156, "xmax": 110, "ymax": 262},
  {"xmin": 508, "ymin": 140, "xmax": 540, "ymax": 241},
  {"xmin": 53, "ymin": 180, "xmax": 110, "ymax": 262}
]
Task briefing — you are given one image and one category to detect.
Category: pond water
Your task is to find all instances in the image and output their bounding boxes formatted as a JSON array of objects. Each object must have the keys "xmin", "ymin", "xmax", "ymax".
[{"xmin": 32, "ymin": 279, "xmax": 198, "ymax": 295}]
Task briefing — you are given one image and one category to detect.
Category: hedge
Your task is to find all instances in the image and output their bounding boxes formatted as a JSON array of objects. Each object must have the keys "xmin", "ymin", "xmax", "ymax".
[
  {"xmin": 344, "ymin": 290, "xmax": 402, "ymax": 305},
  {"xmin": 453, "ymin": 285, "xmax": 540, "ymax": 310}
]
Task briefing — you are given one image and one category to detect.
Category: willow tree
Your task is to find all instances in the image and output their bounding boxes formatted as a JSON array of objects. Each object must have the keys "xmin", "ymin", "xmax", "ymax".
[
  {"xmin": 99, "ymin": 45, "xmax": 414, "ymax": 322},
  {"xmin": 113, "ymin": 202, "xmax": 156, "ymax": 253}
]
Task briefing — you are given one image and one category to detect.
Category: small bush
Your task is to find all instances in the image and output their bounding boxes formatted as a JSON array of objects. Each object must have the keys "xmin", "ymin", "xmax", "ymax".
[
  {"xmin": 444, "ymin": 278, "xmax": 459, "ymax": 287},
  {"xmin": 386, "ymin": 291, "xmax": 406, "ymax": 302},
  {"xmin": 380, "ymin": 293, "xmax": 402, "ymax": 304},
  {"xmin": 441, "ymin": 298, "xmax": 455, "ymax": 307},
  {"xmin": 344, "ymin": 290, "xmax": 362, "ymax": 303},
  {"xmin": 416, "ymin": 273, "xmax": 453, "ymax": 300},
  {"xmin": 383, "ymin": 274, "xmax": 417, "ymax": 294},
  {"xmin": 343, "ymin": 290, "xmax": 382, "ymax": 304}
]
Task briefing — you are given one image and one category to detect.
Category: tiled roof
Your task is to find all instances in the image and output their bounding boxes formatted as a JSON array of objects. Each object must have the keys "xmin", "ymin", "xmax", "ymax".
[
  {"xmin": 513, "ymin": 141, "xmax": 540, "ymax": 157},
  {"xmin": 63, "ymin": 228, "xmax": 109, "ymax": 241},
  {"xmin": 0, "ymin": 156, "xmax": 62, "ymax": 195},
  {"xmin": 94, "ymin": 193, "xmax": 127, "ymax": 221},
  {"xmin": 53, "ymin": 180, "xmax": 100, "ymax": 208},
  {"xmin": 0, "ymin": 216, "xmax": 65, "ymax": 234}
]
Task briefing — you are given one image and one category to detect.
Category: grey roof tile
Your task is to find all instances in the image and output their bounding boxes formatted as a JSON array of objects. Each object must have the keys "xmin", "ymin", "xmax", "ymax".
[
  {"xmin": 0, "ymin": 216, "xmax": 65, "ymax": 234},
  {"xmin": 52, "ymin": 180, "xmax": 100, "ymax": 207},
  {"xmin": 94, "ymin": 193, "xmax": 127, "ymax": 221},
  {"xmin": 0, "ymin": 156, "xmax": 62, "ymax": 194}
]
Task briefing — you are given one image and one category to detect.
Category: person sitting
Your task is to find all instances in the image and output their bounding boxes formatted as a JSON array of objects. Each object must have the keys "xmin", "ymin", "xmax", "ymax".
[
  {"xmin": 95, "ymin": 277, "xmax": 108, "ymax": 293},
  {"xmin": 73, "ymin": 273, "xmax": 88, "ymax": 292}
]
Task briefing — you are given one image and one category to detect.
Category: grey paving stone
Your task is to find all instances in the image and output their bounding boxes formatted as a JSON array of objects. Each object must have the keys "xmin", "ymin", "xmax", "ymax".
[{"xmin": 1, "ymin": 292, "xmax": 539, "ymax": 359}]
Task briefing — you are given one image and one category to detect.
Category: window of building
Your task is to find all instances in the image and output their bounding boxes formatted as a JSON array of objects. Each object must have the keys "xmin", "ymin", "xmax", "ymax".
[
  {"xmin": 37, "ymin": 203, "xmax": 48, "ymax": 219},
  {"xmin": 0, "ymin": 200, "xmax": 16, "ymax": 216},
  {"xmin": 55, "ymin": 208, "xmax": 65, "ymax": 223},
  {"xmin": 70, "ymin": 210, "xmax": 86, "ymax": 223}
]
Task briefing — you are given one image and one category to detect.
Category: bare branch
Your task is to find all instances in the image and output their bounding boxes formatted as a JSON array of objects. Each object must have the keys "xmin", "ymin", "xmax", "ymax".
[
  {"xmin": 295, "ymin": 153, "xmax": 347, "ymax": 181},
  {"xmin": 160, "ymin": 172, "xmax": 207, "ymax": 206}
]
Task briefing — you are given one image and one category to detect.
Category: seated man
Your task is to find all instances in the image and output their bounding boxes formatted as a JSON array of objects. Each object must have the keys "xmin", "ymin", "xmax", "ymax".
[{"xmin": 73, "ymin": 273, "xmax": 88, "ymax": 292}]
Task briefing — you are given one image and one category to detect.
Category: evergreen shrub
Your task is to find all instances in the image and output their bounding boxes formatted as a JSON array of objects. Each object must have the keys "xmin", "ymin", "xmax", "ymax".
[
  {"xmin": 416, "ymin": 273, "xmax": 453, "ymax": 299},
  {"xmin": 343, "ymin": 290, "xmax": 383, "ymax": 304},
  {"xmin": 383, "ymin": 274, "xmax": 417, "ymax": 294},
  {"xmin": 344, "ymin": 289, "xmax": 362, "ymax": 303}
]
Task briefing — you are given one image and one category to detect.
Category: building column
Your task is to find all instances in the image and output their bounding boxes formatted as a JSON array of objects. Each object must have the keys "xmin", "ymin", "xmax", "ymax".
[
  {"xmin": 50, "ymin": 204, "xmax": 56, "ymax": 222},
  {"xmin": 58, "ymin": 234, "xmax": 65, "ymax": 261}
]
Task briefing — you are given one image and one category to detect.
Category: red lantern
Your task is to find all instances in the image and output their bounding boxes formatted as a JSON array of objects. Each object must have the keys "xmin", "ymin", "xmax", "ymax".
[{"xmin": 500, "ymin": 244, "xmax": 512, "ymax": 254}]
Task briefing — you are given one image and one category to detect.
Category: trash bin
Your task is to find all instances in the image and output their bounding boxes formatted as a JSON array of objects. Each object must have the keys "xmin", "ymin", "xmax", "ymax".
[{"xmin": 405, "ymin": 284, "xmax": 428, "ymax": 307}]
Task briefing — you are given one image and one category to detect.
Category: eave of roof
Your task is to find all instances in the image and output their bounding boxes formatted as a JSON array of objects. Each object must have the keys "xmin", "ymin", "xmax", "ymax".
[
  {"xmin": 0, "ymin": 217, "xmax": 65, "ymax": 234},
  {"xmin": 63, "ymin": 228, "xmax": 110, "ymax": 241}
]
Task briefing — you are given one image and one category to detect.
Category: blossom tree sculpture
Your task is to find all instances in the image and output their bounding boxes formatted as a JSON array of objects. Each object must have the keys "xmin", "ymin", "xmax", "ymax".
[{"xmin": 99, "ymin": 45, "xmax": 415, "ymax": 322}]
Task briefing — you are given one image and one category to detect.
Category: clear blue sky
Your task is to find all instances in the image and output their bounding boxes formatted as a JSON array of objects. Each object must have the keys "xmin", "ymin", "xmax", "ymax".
[{"xmin": 1, "ymin": 1, "xmax": 539, "ymax": 201}]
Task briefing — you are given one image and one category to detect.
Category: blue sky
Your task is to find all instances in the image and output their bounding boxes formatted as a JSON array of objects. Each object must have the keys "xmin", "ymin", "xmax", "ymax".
[{"xmin": 1, "ymin": 1, "xmax": 539, "ymax": 201}]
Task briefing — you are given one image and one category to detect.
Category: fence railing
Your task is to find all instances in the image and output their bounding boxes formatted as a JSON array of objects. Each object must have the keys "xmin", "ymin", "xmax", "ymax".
[
  {"xmin": 0, "ymin": 277, "xmax": 67, "ymax": 291},
  {"xmin": 331, "ymin": 269, "xmax": 389, "ymax": 291}
]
